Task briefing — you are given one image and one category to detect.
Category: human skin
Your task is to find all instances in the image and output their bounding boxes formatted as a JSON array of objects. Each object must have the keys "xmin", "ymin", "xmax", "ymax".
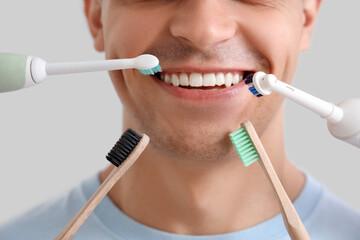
[{"xmin": 84, "ymin": 0, "xmax": 321, "ymax": 235}]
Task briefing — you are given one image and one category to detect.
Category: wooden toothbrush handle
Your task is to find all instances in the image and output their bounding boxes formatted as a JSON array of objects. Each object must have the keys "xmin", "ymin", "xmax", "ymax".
[
  {"xmin": 242, "ymin": 121, "xmax": 310, "ymax": 240},
  {"xmin": 54, "ymin": 134, "xmax": 149, "ymax": 240}
]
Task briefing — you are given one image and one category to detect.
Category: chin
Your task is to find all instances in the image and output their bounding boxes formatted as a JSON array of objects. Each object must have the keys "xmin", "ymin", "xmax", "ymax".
[{"xmin": 146, "ymin": 122, "xmax": 237, "ymax": 162}]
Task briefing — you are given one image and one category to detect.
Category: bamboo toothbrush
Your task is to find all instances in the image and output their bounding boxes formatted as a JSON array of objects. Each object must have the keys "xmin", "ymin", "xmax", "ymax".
[
  {"xmin": 229, "ymin": 121, "xmax": 310, "ymax": 240},
  {"xmin": 0, "ymin": 53, "xmax": 161, "ymax": 93},
  {"xmin": 55, "ymin": 129, "xmax": 150, "ymax": 240}
]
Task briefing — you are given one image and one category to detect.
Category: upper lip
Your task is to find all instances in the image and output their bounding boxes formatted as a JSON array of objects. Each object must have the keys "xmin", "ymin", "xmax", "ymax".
[{"xmin": 157, "ymin": 66, "xmax": 255, "ymax": 74}]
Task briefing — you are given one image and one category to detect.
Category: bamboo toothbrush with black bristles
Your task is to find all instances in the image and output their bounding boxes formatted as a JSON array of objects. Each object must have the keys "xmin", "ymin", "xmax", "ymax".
[
  {"xmin": 229, "ymin": 121, "xmax": 310, "ymax": 240},
  {"xmin": 55, "ymin": 129, "xmax": 149, "ymax": 240}
]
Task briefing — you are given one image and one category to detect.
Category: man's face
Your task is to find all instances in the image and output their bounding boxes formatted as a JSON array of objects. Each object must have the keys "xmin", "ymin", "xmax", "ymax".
[{"xmin": 88, "ymin": 0, "xmax": 318, "ymax": 161}]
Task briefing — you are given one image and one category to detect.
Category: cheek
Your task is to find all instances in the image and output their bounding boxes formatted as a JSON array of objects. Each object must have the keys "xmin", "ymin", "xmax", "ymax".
[
  {"xmin": 102, "ymin": 6, "xmax": 171, "ymax": 117},
  {"xmin": 110, "ymin": 70, "xmax": 151, "ymax": 106},
  {"xmin": 241, "ymin": 11, "xmax": 303, "ymax": 81},
  {"xmin": 103, "ymin": 7, "xmax": 169, "ymax": 59}
]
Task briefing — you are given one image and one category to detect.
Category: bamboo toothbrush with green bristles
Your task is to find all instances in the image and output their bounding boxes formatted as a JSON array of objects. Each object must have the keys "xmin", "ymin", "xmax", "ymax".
[
  {"xmin": 0, "ymin": 52, "xmax": 161, "ymax": 93},
  {"xmin": 229, "ymin": 121, "xmax": 310, "ymax": 240}
]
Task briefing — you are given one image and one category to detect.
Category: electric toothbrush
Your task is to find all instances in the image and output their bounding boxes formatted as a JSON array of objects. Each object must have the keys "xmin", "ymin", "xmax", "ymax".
[
  {"xmin": 245, "ymin": 71, "xmax": 360, "ymax": 149},
  {"xmin": 0, "ymin": 53, "xmax": 161, "ymax": 93}
]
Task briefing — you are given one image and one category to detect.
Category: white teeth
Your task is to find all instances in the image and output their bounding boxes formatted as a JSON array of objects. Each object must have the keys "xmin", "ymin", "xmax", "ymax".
[
  {"xmin": 162, "ymin": 72, "xmax": 244, "ymax": 89},
  {"xmin": 165, "ymin": 74, "xmax": 171, "ymax": 84},
  {"xmin": 225, "ymin": 73, "xmax": 233, "ymax": 87},
  {"xmin": 203, "ymin": 73, "xmax": 216, "ymax": 86},
  {"xmin": 233, "ymin": 73, "xmax": 242, "ymax": 85},
  {"xmin": 179, "ymin": 73, "xmax": 189, "ymax": 86},
  {"xmin": 189, "ymin": 73, "xmax": 203, "ymax": 87},
  {"xmin": 171, "ymin": 74, "xmax": 180, "ymax": 87},
  {"xmin": 216, "ymin": 73, "xmax": 225, "ymax": 86}
]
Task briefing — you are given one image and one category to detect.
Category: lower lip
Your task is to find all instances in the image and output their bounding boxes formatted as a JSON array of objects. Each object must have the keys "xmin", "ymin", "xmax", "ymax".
[{"xmin": 153, "ymin": 77, "xmax": 248, "ymax": 101}]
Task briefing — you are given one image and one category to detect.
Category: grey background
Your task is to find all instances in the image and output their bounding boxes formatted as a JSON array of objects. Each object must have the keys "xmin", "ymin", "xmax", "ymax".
[{"xmin": 0, "ymin": 1, "xmax": 359, "ymax": 224}]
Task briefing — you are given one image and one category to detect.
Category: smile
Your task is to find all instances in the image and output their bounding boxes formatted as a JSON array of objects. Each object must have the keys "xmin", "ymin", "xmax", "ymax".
[{"xmin": 155, "ymin": 71, "xmax": 253, "ymax": 91}]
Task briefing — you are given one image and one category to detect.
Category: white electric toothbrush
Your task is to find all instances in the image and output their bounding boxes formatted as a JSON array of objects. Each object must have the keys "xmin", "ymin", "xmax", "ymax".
[
  {"xmin": 245, "ymin": 71, "xmax": 360, "ymax": 148},
  {"xmin": 0, "ymin": 53, "xmax": 161, "ymax": 93}
]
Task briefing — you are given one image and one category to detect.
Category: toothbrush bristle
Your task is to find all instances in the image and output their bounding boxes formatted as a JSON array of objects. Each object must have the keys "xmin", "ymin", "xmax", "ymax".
[
  {"xmin": 138, "ymin": 64, "xmax": 162, "ymax": 75},
  {"xmin": 229, "ymin": 127, "xmax": 260, "ymax": 167},
  {"xmin": 244, "ymin": 74, "xmax": 254, "ymax": 85},
  {"xmin": 106, "ymin": 129, "xmax": 142, "ymax": 167},
  {"xmin": 249, "ymin": 86, "xmax": 260, "ymax": 96},
  {"xmin": 245, "ymin": 74, "xmax": 263, "ymax": 97}
]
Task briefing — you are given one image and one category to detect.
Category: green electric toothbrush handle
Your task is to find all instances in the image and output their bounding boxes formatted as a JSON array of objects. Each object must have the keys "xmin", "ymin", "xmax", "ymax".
[{"xmin": 0, "ymin": 53, "xmax": 38, "ymax": 93}]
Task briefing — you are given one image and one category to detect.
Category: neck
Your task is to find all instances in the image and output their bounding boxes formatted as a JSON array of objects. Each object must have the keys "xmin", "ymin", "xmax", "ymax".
[{"xmin": 100, "ymin": 105, "xmax": 305, "ymax": 235}]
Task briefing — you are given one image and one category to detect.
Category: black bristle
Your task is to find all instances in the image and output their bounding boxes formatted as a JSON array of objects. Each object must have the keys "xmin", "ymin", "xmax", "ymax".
[
  {"xmin": 106, "ymin": 128, "xmax": 142, "ymax": 167},
  {"xmin": 244, "ymin": 74, "xmax": 254, "ymax": 85},
  {"xmin": 154, "ymin": 72, "xmax": 162, "ymax": 80}
]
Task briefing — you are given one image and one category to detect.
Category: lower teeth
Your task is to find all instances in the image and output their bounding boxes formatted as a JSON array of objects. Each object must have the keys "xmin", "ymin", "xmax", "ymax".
[
  {"xmin": 189, "ymin": 88, "xmax": 220, "ymax": 91},
  {"xmin": 180, "ymin": 85, "xmax": 227, "ymax": 90}
]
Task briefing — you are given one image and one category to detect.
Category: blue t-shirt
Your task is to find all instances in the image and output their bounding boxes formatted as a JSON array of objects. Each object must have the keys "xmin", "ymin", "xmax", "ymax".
[{"xmin": 1, "ymin": 172, "xmax": 360, "ymax": 239}]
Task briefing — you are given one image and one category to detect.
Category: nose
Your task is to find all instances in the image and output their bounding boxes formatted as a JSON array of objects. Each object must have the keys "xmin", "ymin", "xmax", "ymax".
[{"xmin": 169, "ymin": 0, "xmax": 237, "ymax": 51}]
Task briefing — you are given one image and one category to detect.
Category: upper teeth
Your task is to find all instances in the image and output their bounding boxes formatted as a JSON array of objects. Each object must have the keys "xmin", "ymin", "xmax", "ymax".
[{"xmin": 161, "ymin": 73, "xmax": 243, "ymax": 88}]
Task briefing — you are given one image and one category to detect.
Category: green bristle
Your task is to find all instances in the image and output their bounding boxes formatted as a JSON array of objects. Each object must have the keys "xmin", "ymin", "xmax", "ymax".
[
  {"xmin": 154, "ymin": 65, "xmax": 162, "ymax": 72},
  {"xmin": 138, "ymin": 69, "xmax": 151, "ymax": 75},
  {"xmin": 138, "ymin": 64, "xmax": 162, "ymax": 75},
  {"xmin": 229, "ymin": 127, "xmax": 260, "ymax": 167}
]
